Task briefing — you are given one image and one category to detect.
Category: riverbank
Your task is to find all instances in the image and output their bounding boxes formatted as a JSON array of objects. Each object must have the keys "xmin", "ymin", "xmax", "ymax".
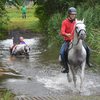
[
  {"xmin": 5, "ymin": 6, "xmax": 41, "ymax": 36},
  {"xmin": 5, "ymin": 6, "xmax": 46, "ymax": 40},
  {"xmin": 7, "ymin": 28, "xmax": 45, "ymax": 39},
  {"xmin": 15, "ymin": 95, "xmax": 100, "ymax": 100},
  {"xmin": 0, "ymin": 93, "xmax": 100, "ymax": 100}
]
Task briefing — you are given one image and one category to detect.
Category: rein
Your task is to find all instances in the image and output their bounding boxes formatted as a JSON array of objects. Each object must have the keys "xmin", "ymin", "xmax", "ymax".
[
  {"xmin": 69, "ymin": 24, "xmax": 76, "ymax": 41},
  {"xmin": 68, "ymin": 23, "xmax": 76, "ymax": 50},
  {"xmin": 68, "ymin": 23, "xmax": 86, "ymax": 50}
]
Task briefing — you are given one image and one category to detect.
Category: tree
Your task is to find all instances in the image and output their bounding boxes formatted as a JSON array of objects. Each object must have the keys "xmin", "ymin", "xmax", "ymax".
[
  {"xmin": 0, "ymin": 0, "xmax": 24, "ymax": 39},
  {"xmin": 32, "ymin": 0, "xmax": 88, "ymax": 33}
]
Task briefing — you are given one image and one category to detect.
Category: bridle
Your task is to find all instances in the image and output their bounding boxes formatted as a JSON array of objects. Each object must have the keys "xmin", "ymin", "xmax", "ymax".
[
  {"xmin": 69, "ymin": 23, "xmax": 86, "ymax": 50},
  {"xmin": 75, "ymin": 23, "xmax": 86, "ymax": 37}
]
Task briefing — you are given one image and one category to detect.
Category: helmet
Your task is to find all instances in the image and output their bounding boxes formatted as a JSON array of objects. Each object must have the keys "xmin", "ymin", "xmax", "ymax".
[{"xmin": 68, "ymin": 7, "xmax": 77, "ymax": 14}]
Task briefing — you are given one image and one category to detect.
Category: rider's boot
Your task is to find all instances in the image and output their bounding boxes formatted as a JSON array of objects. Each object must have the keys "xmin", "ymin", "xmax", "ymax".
[
  {"xmin": 60, "ymin": 44, "xmax": 69, "ymax": 73},
  {"xmin": 61, "ymin": 58, "xmax": 69, "ymax": 73},
  {"xmin": 82, "ymin": 41, "xmax": 93, "ymax": 67}
]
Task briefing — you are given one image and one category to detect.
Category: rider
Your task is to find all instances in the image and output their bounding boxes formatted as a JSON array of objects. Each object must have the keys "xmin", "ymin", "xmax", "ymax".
[
  {"xmin": 10, "ymin": 36, "xmax": 26, "ymax": 54},
  {"xmin": 59, "ymin": 7, "xmax": 93, "ymax": 73},
  {"xmin": 20, "ymin": 37, "xmax": 26, "ymax": 44}
]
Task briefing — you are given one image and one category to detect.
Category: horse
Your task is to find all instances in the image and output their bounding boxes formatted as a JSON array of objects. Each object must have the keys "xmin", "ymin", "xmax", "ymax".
[
  {"xmin": 66, "ymin": 18, "xmax": 87, "ymax": 92},
  {"xmin": 11, "ymin": 44, "xmax": 30, "ymax": 56}
]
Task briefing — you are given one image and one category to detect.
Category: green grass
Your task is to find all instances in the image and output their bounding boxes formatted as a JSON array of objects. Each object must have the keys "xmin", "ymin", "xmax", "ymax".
[
  {"xmin": 0, "ymin": 90, "xmax": 14, "ymax": 100},
  {"xmin": 6, "ymin": 6, "xmax": 39, "ymax": 31}
]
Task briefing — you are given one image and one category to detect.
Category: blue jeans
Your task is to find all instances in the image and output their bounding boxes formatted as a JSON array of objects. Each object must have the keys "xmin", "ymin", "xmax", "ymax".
[
  {"xmin": 60, "ymin": 41, "xmax": 90, "ymax": 59},
  {"xmin": 22, "ymin": 12, "xmax": 26, "ymax": 19},
  {"xmin": 60, "ymin": 42, "xmax": 68, "ymax": 59}
]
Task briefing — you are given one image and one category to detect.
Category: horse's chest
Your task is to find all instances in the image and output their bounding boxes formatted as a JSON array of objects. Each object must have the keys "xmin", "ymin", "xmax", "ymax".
[{"xmin": 68, "ymin": 49, "xmax": 86, "ymax": 65}]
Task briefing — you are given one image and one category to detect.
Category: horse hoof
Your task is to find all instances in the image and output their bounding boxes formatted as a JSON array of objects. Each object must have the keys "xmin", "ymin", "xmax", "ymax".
[
  {"xmin": 67, "ymin": 74, "xmax": 72, "ymax": 82},
  {"xmin": 79, "ymin": 89, "xmax": 83, "ymax": 93},
  {"xmin": 68, "ymin": 79, "xmax": 72, "ymax": 82}
]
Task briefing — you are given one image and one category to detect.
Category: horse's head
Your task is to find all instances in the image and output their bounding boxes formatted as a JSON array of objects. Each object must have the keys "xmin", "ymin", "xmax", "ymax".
[
  {"xmin": 75, "ymin": 18, "xmax": 86, "ymax": 40},
  {"xmin": 24, "ymin": 44, "xmax": 30, "ymax": 53}
]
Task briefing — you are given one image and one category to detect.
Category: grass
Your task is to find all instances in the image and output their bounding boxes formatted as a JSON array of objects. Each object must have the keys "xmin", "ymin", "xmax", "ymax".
[
  {"xmin": 0, "ymin": 90, "xmax": 14, "ymax": 100},
  {"xmin": 6, "ymin": 6, "xmax": 40, "ymax": 31}
]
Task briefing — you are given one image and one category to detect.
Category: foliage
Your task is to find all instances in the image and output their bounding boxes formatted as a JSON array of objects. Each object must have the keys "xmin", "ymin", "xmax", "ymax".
[
  {"xmin": 47, "ymin": 4, "xmax": 100, "ymax": 52},
  {"xmin": 32, "ymin": 0, "xmax": 100, "ymax": 34},
  {"xmin": 32, "ymin": 0, "xmax": 80, "ymax": 34},
  {"xmin": 0, "ymin": 90, "xmax": 14, "ymax": 100},
  {"xmin": 47, "ymin": 13, "xmax": 66, "ymax": 47},
  {"xmin": 3, "ymin": 0, "xmax": 23, "ymax": 6},
  {"xmin": 0, "ymin": 0, "xmax": 27, "ymax": 40},
  {"xmin": 82, "ymin": 0, "xmax": 100, "ymax": 9},
  {"xmin": 0, "ymin": 0, "xmax": 9, "ymax": 39}
]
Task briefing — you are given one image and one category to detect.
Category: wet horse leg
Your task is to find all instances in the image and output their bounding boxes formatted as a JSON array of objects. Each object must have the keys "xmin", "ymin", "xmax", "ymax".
[
  {"xmin": 70, "ymin": 65, "xmax": 77, "ymax": 87},
  {"xmin": 67, "ymin": 72, "xmax": 72, "ymax": 82},
  {"xmin": 80, "ymin": 62, "xmax": 85, "ymax": 93}
]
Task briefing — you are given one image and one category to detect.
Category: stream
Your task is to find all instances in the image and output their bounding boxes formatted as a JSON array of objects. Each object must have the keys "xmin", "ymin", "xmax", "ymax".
[{"xmin": 0, "ymin": 36, "xmax": 100, "ymax": 98}]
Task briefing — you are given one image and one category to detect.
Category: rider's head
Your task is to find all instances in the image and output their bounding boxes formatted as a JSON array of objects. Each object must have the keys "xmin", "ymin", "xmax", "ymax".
[
  {"xmin": 20, "ymin": 37, "xmax": 24, "ymax": 42},
  {"xmin": 68, "ymin": 7, "xmax": 76, "ymax": 20}
]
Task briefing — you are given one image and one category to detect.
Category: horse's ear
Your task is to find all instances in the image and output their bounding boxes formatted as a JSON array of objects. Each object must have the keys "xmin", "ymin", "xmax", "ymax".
[
  {"xmin": 82, "ymin": 18, "xmax": 84, "ymax": 23},
  {"xmin": 75, "ymin": 19, "xmax": 77, "ymax": 23}
]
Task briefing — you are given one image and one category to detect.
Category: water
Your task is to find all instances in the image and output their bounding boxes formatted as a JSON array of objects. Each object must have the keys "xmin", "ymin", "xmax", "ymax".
[{"xmin": 0, "ymin": 37, "xmax": 100, "ymax": 98}]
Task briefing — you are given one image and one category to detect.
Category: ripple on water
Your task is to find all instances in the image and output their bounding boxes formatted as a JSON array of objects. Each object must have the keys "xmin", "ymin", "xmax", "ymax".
[
  {"xmin": 0, "ymin": 38, "xmax": 100, "ymax": 97},
  {"xmin": 36, "ymin": 69, "xmax": 100, "ymax": 96}
]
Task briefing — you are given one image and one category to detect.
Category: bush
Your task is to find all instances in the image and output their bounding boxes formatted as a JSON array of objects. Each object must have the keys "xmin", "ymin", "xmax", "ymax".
[
  {"xmin": 0, "ymin": 0, "xmax": 9, "ymax": 39},
  {"xmin": 47, "ymin": 4, "xmax": 100, "ymax": 49},
  {"xmin": 47, "ymin": 13, "xmax": 66, "ymax": 47}
]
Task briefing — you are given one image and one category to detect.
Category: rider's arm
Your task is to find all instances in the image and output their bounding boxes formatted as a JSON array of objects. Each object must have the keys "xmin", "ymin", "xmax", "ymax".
[
  {"xmin": 61, "ymin": 21, "xmax": 67, "ymax": 37},
  {"xmin": 61, "ymin": 21, "xmax": 71, "ymax": 38}
]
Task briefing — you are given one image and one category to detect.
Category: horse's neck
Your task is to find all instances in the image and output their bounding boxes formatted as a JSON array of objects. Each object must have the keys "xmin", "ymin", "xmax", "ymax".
[{"xmin": 73, "ymin": 32, "xmax": 82, "ymax": 50}]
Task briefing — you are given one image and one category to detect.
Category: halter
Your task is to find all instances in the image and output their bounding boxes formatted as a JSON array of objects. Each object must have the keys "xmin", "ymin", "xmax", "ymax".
[
  {"xmin": 76, "ymin": 29, "xmax": 86, "ymax": 37},
  {"xmin": 69, "ymin": 22, "xmax": 86, "ymax": 50},
  {"xmin": 75, "ymin": 23, "xmax": 86, "ymax": 45}
]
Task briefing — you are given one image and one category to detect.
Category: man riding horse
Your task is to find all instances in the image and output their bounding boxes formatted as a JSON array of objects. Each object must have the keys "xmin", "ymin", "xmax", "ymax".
[
  {"xmin": 59, "ymin": 7, "xmax": 93, "ymax": 73},
  {"xmin": 10, "ymin": 36, "xmax": 30, "ymax": 56}
]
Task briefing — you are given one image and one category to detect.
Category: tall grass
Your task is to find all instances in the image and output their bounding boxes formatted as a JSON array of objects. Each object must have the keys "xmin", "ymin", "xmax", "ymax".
[
  {"xmin": 47, "ymin": 13, "xmax": 65, "ymax": 47},
  {"xmin": 47, "ymin": 5, "xmax": 100, "ymax": 47}
]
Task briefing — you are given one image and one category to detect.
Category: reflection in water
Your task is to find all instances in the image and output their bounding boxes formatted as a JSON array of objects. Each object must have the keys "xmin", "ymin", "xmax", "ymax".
[{"xmin": 0, "ymin": 37, "xmax": 100, "ymax": 97}]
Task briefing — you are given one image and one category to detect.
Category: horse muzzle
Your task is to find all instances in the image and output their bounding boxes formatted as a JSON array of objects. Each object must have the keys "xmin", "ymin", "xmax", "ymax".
[
  {"xmin": 78, "ymin": 30, "xmax": 86, "ymax": 40},
  {"xmin": 79, "ymin": 34, "xmax": 86, "ymax": 40}
]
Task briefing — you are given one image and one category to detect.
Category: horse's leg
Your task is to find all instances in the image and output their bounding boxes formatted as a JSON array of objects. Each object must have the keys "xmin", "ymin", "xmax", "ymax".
[
  {"xmin": 67, "ymin": 73, "xmax": 72, "ymax": 82},
  {"xmin": 70, "ymin": 65, "xmax": 77, "ymax": 87},
  {"xmin": 66, "ymin": 65, "xmax": 72, "ymax": 82},
  {"xmin": 80, "ymin": 61, "xmax": 85, "ymax": 93}
]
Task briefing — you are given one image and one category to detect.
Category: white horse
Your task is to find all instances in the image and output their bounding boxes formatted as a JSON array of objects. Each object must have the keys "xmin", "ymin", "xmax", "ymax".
[
  {"xmin": 66, "ymin": 18, "xmax": 86, "ymax": 92},
  {"xmin": 11, "ymin": 44, "xmax": 30, "ymax": 56}
]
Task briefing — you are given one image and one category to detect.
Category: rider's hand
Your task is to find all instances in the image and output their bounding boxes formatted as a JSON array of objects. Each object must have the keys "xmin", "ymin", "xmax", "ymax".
[{"xmin": 66, "ymin": 33, "xmax": 72, "ymax": 38}]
